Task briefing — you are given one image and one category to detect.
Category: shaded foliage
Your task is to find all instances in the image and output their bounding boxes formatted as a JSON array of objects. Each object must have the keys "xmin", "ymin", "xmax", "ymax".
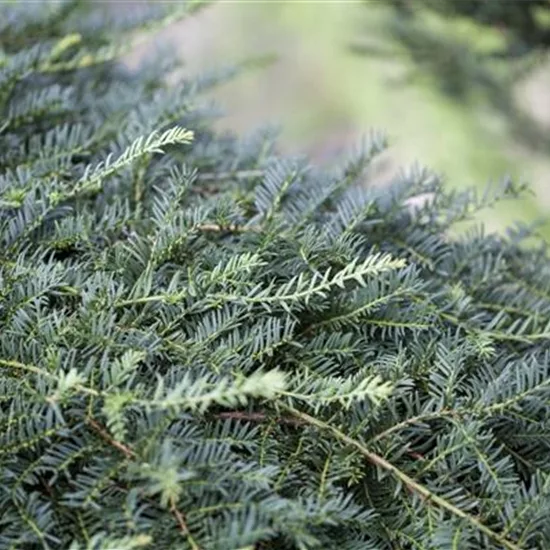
[{"xmin": 353, "ymin": 0, "xmax": 550, "ymax": 150}]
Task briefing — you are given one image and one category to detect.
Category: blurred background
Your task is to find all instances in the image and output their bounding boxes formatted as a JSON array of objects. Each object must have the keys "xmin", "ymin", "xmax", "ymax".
[{"xmin": 127, "ymin": 0, "xmax": 550, "ymax": 237}]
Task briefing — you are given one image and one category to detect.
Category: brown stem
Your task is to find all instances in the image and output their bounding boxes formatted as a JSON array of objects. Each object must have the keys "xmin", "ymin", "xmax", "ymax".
[
  {"xmin": 87, "ymin": 418, "xmax": 135, "ymax": 459},
  {"xmin": 87, "ymin": 417, "xmax": 199, "ymax": 547},
  {"xmin": 170, "ymin": 498, "xmax": 201, "ymax": 550}
]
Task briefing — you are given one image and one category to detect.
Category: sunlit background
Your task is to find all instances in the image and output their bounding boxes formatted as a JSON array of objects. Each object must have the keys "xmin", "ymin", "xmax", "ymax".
[{"xmin": 128, "ymin": 0, "xmax": 550, "ymax": 238}]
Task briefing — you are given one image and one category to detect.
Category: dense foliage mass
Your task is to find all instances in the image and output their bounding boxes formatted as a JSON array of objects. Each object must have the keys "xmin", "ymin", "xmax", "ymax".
[{"xmin": 1, "ymin": 2, "xmax": 550, "ymax": 549}]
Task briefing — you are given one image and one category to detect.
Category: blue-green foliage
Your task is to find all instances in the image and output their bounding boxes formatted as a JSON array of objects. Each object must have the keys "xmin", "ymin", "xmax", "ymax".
[{"xmin": 1, "ymin": 2, "xmax": 549, "ymax": 549}]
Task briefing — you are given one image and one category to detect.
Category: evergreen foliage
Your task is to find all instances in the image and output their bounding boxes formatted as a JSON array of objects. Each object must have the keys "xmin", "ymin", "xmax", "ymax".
[
  {"xmin": 1, "ymin": 2, "xmax": 550, "ymax": 549},
  {"xmin": 389, "ymin": 0, "xmax": 550, "ymax": 60},
  {"xmin": 408, "ymin": 0, "xmax": 550, "ymax": 58},
  {"xmin": 353, "ymin": 0, "xmax": 550, "ymax": 150}
]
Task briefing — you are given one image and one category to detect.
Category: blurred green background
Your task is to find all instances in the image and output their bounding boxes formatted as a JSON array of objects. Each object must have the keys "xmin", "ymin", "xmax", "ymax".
[{"xmin": 130, "ymin": 0, "xmax": 550, "ymax": 237}]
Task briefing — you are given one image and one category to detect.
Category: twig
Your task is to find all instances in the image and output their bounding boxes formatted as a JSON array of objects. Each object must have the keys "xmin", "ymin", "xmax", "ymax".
[
  {"xmin": 170, "ymin": 498, "xmax": 201, "ymax": 550},
  {"xmin": 87, "ymin": 417, "xmax": 135, "ymax": 459},
  {"xmin": 284, "ymin": 406, "xmax": 523, "ymax": 550},
  {"xmin": 87, "ymin": 417, "xmax": 200, "ymax": 548}
]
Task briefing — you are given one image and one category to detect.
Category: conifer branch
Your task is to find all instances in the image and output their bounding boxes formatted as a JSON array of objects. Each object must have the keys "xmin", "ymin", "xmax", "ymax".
[
  {"xmin": 0, "ymin": 358, "xmax": 99, "ymax": 397},
  {"xmin": 87, "ymin": 417, "xmax": 199, "ymax": 547},
  {"xmin": 62, "ymin": 127, "xmax": 194, "ymax": 201},
  {"xmin": 367, "ymin": 409, "xmax": 459, "ymax": 445},
  {"xmin": 310, "ymin": 287, "xmax": 413, "ymax": 329},
  {"xmin": 286, "ymin": 407, "xmax": 523, "ymax": 550}
]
